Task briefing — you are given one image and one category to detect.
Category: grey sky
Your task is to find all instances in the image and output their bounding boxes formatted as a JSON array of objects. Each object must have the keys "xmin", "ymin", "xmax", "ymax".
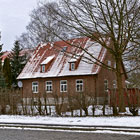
[{"xmin": 0, "ymin": 0, "xmax": 39, "ymax": 51}]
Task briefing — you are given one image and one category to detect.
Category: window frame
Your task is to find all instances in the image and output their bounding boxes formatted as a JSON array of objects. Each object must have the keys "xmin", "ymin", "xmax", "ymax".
[
  {"xmin": 114, "ymin": 62, "xmax": 116, "ymax": 68},
  {"xmin": 113, "ymin": 80, "xmax": 117, "ymax": 89},
  {"xmin": 104, "ymin": 79, "xmax": 108, "ymax": 92},
  {"xmin": 32, "ymin": 81, "xmax": 39, "ymax": 93},
  {"xmin": 107, "ymin": 60, "xmax": 111, "ymax": 66},
  {"xmin": 45, "ymin": 81, "xmax": 53, "ymax": 93},
  {"xmin": 76, "ymin": 79, "xmax": 83, "ymax": 92},
  {"xmin": 42, "ymin": 65, "xmax": 45, "ymax": 73},
  {"xmin": 71, "ymin": 63, "xmax": 75, "ymax": 71},
  {"xmin": 60, "ymin": 80, "xmax": 67, "ymax": 92}
]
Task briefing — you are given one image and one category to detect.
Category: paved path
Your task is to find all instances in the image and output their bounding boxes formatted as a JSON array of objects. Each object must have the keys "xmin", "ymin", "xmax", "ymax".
[{"xmin": 0, "ymin": 129, "xmax": 138, "ymax": 140}]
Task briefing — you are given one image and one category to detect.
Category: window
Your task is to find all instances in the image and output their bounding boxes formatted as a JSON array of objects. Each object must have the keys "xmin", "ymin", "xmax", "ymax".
[
  {"xmin": 76, "ymin": 80, "xmax": 83, "ymax": 92},
  {"xmin": 107, "ymin": 60, "xmax": 111, "ymax": 66},
  {"xmin": 32, "ymin": 82, "xmax": 38, "ymax": 93},
  {"xmin": 104, "ymin": 79, "xmax": 108, "ymax": 92},
  {"xmin": 61, "ymin": 46, "xmax": 67, "ymax": 52},
  {"xmin": 71, "ymin": 63, "xmax": 75, "ymax": 70},
  {"xmin": 113, "ymin": 80, "xmax": 117, "ymax": 89},
  {"xmin": 46, "ymin": 81, "xmax": 53, "ymax": 92},
  {"xmin": 114, "ymin": 62, "xmax": 116, "ymax": 68},
  {"xmin": 42, "ymin": 65, "xmax": 45, "ymax": 72},
  {"xmin": 60, "ymin": 80, "xmax": 67, "ymax": 92}
]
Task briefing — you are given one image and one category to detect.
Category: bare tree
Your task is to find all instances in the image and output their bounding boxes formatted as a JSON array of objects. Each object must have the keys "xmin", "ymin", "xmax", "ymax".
[
  {"xmin": 18, "ymin": 33, "xmax": 37, "ymax": 49},
  {"xmin": 44, "ymin": 0, "xmax": 139, "ymax": 112},
  {"xmin": 127, "ymin": 71, "xmax": 140, "ymax": 88},
  {"xmin": 53, "ymin": 92, "xmax": 65, "ymax": 116},
  {"xmin": 18, "ymin": 0, "xmax": 139, "ymax": 112},
  {"xmin": 18, "ymin": 2, "xmax": 72, "ymax": 49}
]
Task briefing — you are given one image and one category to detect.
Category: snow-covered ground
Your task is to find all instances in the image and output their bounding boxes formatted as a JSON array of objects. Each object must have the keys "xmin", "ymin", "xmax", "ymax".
[
  {"xmin": 0, "ymin": 115, "xmax": 140, "ymax": 127},
  {"xmin": 0, "ymin": 106, "xmax": 139, "ymax": 127},
  {"xmin": 1, "ymin": 106, "xmax": 140, "ymax": 136}
]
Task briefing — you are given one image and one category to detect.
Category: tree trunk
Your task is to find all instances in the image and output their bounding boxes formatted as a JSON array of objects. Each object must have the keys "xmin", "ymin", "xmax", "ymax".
[
  {"xmin": 116, "ymin": 60, "xmax": 125, "ymax": 112},
  {"xmin": 84, "ymin": 108, "xmax": 88, "ymax": 116}
]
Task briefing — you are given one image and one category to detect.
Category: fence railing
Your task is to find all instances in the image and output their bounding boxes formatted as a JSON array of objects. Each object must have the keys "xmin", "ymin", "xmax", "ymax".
[{"xmin": 0, "ymin": 88, "xmax": 139, "ymax": 116}]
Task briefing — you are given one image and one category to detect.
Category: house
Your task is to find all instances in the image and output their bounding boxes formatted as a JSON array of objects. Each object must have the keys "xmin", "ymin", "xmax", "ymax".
[
  {"xmin": 0, "ymin": 51, "xmax": 11, "ymax": 65},
  {"xmin": 1, "ymin": 49, "xmax": 33, "ymax": 65},
  {"xmin": 17, "ymin": 37, "xmax": 126, "ymax": 106}
]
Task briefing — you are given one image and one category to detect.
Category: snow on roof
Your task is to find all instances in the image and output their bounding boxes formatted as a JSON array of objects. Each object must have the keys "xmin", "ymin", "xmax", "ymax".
[
  {"xmin": 0, "ymin": 51, "xmax": 11, "ymax": 62},
  {"xmin": 1, "ymin": 49, "xmax": 33, "ymax": 63},
  {"xmin": 41, "ymin": 55, "xmax": 55, "ymax": 65},
  {"xmin": 69, "ymin": 58, "xmax": 77, "ymax": 63},
  {"xmin": 69, "ymin": 52, "xmax": 84, "ymax": 63},
  {"xmin": 17, "ymin": 37, "xmax": 107, "ymax": 80}
]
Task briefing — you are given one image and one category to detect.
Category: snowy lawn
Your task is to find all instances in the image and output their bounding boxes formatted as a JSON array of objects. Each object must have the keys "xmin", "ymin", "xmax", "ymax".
[{"xmin": 0, "ymin": 115, "xmax": 140, "ymax": 127}]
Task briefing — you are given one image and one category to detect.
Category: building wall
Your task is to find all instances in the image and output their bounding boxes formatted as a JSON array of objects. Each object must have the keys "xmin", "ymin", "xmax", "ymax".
[
  {"xmin": 21, "ymin": 52, "xmax": 126, "ymax": 105},
  {"xmin": 96, "ymin": 51, "xmax": 116, "ymax": 104},
  {"xmin": 21, "ymin": 75, "xmax": 96, "ymax": 101},
  {"xmin": 96, "ymin": 50, "xmax": 126, "ymax": 104}
]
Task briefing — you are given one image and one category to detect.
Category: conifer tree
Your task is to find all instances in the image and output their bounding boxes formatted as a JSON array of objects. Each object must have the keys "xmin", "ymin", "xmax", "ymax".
[
  {"xmin": 0, "ymin": 59, "xmax": 7, "ymax": 89},
  {"xmin": 0, "ymin": 33, "xmax": 7, "ymax": 88},
  {"xmin": 3, "ymin": 58, "xmax": 12, "ymax": 88},
  {"xmin": 11, "ymin": 40, "xmax": 27, "ymax": 87}
]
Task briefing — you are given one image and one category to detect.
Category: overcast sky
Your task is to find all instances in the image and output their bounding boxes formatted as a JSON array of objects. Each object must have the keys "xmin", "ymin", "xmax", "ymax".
[{"xmin": 0, "ymin": 0, "xmax": 39, "ymax": 51}]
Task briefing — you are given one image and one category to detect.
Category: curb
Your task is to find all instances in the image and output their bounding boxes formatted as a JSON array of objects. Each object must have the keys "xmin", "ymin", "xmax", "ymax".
[{"xmin": 0, "ymin": 123, "xmax": 140, "ymax": 133}]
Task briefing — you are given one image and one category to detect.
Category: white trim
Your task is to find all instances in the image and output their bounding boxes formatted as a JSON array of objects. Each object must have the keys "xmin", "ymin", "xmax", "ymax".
[
  {"xmin": 45, "ymin": 81, "xmax": 53, "ymax": 93},
  {"xmin": 107, "ymin": 60, "xmax": 111, "ymax": 66},
  {"xmin": 42, "ymin": 65, "xmax": 45, "ymax": 72},
  {"xmin": 41, "ymin": 55, "xmax": 55, "ymax": 65},
  {"xmin": 76, "ymin": 79, "xmax": 83, "ymax": 92},
  {"xmin": 32, "ymin": 81, "xmax": 39, "ymax": 93},
  {"xmin": 113, "ymin": 80, "xmax": 117, "ymax": 89},
  {"xmin": 60, "ymin": 80, "xmax": 67, "ymax": 92},
  {"xmin": 104, "ymin": 79, "xmax": 108, "ymax": 92},
  {"xmin": 114, "ymin": 62, "xmax": 116, "ymax": 68},
  {"xmin": 71, "ymin": 63, "xmax": 75, "ymax": 71}
]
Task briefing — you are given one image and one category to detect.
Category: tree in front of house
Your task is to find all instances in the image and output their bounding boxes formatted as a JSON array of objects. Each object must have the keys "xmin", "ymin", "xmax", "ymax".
[
  {"xmin": 16, "ymin": 0, "xmax": 139, "ymax": 113},
  {"xmin": 0, "ymin": 32, "xmax": 7, "ymax": 88},
  {"xmin": 11, "ymin": 40, "xmax": 27, "ymax": 87},
  {"xmin": 46, "ymin": 0, "xmax": 139, "ymax": 112},
  {"xmin": 3, "ymin": 58, "xmax": 12, "ymax": 88},
  {"xmin": 0, "ymin": 61, "xmax": 7, "ymax": 89},
  {"xmin": 126, "ymin": 42, "xmax": 140, "ymax": 88},
  {"xmin": 18, "ymin": 2, "xmax": 72, "ymax": 49}
]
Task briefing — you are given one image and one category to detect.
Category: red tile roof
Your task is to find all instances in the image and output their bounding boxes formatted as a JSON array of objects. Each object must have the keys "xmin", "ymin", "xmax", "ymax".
[
  {"xmin": 17, "ymin": 37, "xmax": 107, "ymax": 79},
  {"xmin": 1, "ymin": 49, "xmax": 33, "ymax": 63},
  {"xmin": 0, "ymin": 51, "xmax": 11, "ymax": 62}
]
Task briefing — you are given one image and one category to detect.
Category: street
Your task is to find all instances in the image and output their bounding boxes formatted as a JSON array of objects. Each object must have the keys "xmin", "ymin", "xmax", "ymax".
[{"xmin": 0, "ymin": 129, "xmax": 139, "ymax": 140}]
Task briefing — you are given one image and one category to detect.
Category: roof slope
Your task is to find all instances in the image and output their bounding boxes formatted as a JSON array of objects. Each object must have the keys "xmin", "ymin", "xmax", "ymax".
[
  {"xmin": 1, "ymin": 49, "xmax": 33, "ymax": 63},
  {"xmin": 17, "ymin": 37, "xmax": 107, "ymax": 79}
]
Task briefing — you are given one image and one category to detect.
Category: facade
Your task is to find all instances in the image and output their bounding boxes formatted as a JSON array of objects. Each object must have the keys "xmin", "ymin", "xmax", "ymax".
[{"xmin": 17, "ymin": 37, "xmax": 125, "ymax": 105}]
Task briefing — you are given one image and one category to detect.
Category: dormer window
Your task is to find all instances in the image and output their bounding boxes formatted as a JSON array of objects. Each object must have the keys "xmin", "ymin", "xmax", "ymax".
[
  {"xmin": 61, "ymin": 46, "xmax": 67, "ymax": 52},
  {"xmin": 69, "ymin": 58, "xmax": 77, "ymax": 71},
  {"xmin": 40, "ymin": 55, "xmax": 55, "ymax": 73},
  {"xmin": 71, "ymin": 63, "xmax": 75, "ymax": 71},
  {"xmin": 42, "ymin": 65, "xmax": 45, "ymax": 72},
  {"xmin": 69, "ymin": 53, "xmax": 82, "ymax": 71}
]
